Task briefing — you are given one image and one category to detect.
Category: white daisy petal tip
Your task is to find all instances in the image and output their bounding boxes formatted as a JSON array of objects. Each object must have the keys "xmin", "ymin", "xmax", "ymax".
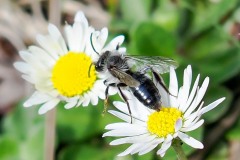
[
  {"xmin": 74, "ymin": 11, "xmax": 85, "ymax": 21},
  {"xmin": 102, "ymin": 132, "xmax": 109, "ymax": 137},
  {"xmin": 178, "ymin": 132, "xmax": 204, "ymax": 149},
  {"xmin": 23, "ymin": 101, "xmax": 32, "ymax": 108},
  {"xmin": 157, "ymin": 149, "xmax": 167, "ymax": 157},
  {"xmin": 114, "ymin": 35, "xmax": 125, "ymax": 46},
  {"xmin": 117, "ymin": 152, "xmax": 127, "ymax": 157},
  {"xmin": 48, "ymin": 23, "xmax": 56, "ymax": 32},
  {"xmin": 201, "ymin": 97, "xmax": 226, "ymax": 115},
  {"xmin": 186, "ymin": 65, "xmax": 192, "ymax": 71},
  {"xmin": 38, "ymin": 108, "xmax": 46, "ymax": 115},
  {"xmin": 101, "ymin": 27, "xmax": 108, "ymax": 35},
  {"xmin": 160, "ymin": 151, "xmax": 166, "ymax": 157}
]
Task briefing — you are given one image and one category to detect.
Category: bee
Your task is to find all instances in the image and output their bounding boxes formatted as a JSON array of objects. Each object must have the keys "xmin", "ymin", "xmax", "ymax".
[{"xmin": 89, "ymin": 34, "xmax": 178, "ymax": 122}]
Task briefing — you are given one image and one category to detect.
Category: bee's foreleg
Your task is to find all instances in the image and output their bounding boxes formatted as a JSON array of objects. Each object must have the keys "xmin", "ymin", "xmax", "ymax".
[
  {"xmin": 117, "ymin": 83, "xmax": 133, "ymax": 124},
  {"xmin": 102, "ymin": 81, "xmax": 117, "ymax": 116}
]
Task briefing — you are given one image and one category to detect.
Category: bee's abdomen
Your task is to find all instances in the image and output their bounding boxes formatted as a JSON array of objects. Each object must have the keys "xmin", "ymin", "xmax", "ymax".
[{"xmin": 130, "ymin": 77, "xmax": 161, "ymax": 110}]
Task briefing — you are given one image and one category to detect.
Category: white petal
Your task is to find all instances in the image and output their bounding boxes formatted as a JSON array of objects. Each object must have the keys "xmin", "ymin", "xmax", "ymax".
[
  {"xmin": 108, "ymin": 110, "xmax": 131, "ymax": 123},
  {"xmin": 103, "ymin": 126, "xmax": 148, "ymax": 137},
  {"xmin": 103, "ymin": 35, "xmax": 125, "ymax": 51},
  {"xmin": 105, "ymin": 122, "xmax": 138, "ymax": 130},
  {"xmin": 110, "ymin": 134, "xmax": 155, "ymax": 145},
  {"xmin": 157, "ymin": 135, "xmax": 173, "ymax": 157},
  {"xmin": 181, "ymin": 119, "xmax": 204, "ymax": 132},
  {"xmin": 138, "ymin": 138, "xmax": 164, "ymax": 155},
  {"xmin": 169, "ymin": 67, "xmax": 178, "ymax": 107},
  {"xmin": 76, "ymin": 97, "xmax": 84, "ymax": 107},
  {"xmin": 178, "ymin": 132, "xmax": 203, "ymax": 149},
  {"xmin": 19, "ymin": 51, "xmax": 47, "ymax": 71},
  {"xmin": 200, "ymin": 97, "xmax": 225, "ymax": 114},
  {"xmin": 23, "ymin": 91, "xmax": 53, "ymax": 107},
  {"xmin": 48, "ymin": 24, "xmax": 67, "ymax": 55},
  {"xmin": 28, "ymin": 46, "xmax": 56, "ymax": 67},
  {"xmin": 72, "ymin": 22, "xmax": 85, "ymax": 51},
  {"xmin": 179, "ymin": 66, "xmax": 192, "ymax": 110},
  {"xmin": 74, "ymin": 11, "xmax": 88, "ymax": 26},
  {"xmin": 182, "ymin": 74, "xmax": 200, "ymax": 112},
  {"xmin": 118, "ymin": 47, "xmax": 126, "ymax": 54},
  {"xmin": 38, "ymin": 98, "xmax": 60, "ymax": 114},
  {"xmin": 117, "ymin": 143, "xmax": 143, "ymax": 157},
  {"xmin": 175, "ymin": 118, "xmax": 183, "ymax": 132},
  {"xmin": 36, "ymin": 35, "xmax": 59, "ymax": 60},
  {"xmin": 184, "ymin": 102, "xmax": 203, "ymax": 127},
  {"xmin": 64, "ymin": 24, "xmax": 75, "ymax": 51},
  {"xmin": 87, "ymin": 91, "xmax": 98, "ymax": 106},
  {"xmin": 22, "ymin": 75, "xmax": 34, "ymax": 83},
  {"xmin": 97, "ymin": 27, "xmax": 108, "ymax": 51},
  {"xmin": 154, "ymin": 77, "xmax": 169, "ymax": 106},
  {"xmin": 185, "ymin": 77, "xmax": 209, "ymax": 117},
  {"xmin": 113, "ymin": 99, "xmax": 150, "ymax": 122},
  {"xmin": 184, "ymin": 88, "xmax": 200, "ymax": 117},
  {"xmin": 64, "ymin": 99, "xmax": 78, "ymax": 109},
  {"xmin": 14, "ymin": 62, "xmax": 32, "ymax": 74},
  {"xmin": 82, "ymin": 96, "xmax": 90, "ymax": 107}
]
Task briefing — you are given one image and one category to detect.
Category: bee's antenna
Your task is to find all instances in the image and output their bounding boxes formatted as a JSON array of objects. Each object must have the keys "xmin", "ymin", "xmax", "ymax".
[
  {"xmin": 90, "ymin": 33, "xmax": 100, "ymax": 55},
  {"xmin": 116, "ymin": 43, "xmax": 120, "ymax": 50},
  {"xmin": 88, "ymin": 63, "xmax": 94, "ymax": 78}
]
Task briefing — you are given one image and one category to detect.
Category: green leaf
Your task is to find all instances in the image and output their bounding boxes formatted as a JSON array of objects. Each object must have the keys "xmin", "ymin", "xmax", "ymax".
[
  {"xmin": 184, "ymin": 29, "xmax": 232, "ymax": 60},
  {"xmin": 131, "ymin": 22, "xmax": 177, "ymax": 58},
  {"xmin": 57, "ymin": 101, "xmax": 120, "ymax": 143},
  {"xmin": 152, "ymin": 1, "xmax": 179, "ymax": 32},
  {"xmin": 120, "ymin": 0, "xmax": 150, "ymax": 23},
  {"xmin": 193, "ymin": 47, "xmax": 240, "ymax": 84},
  {"xmin": 1, "ymin": 102, "xmax": 44, "ymax": 160},
  {"xmin": 191, "ymin": 0, "xmax": 238, "ymax": 34},
  {"xmin": 0, "ymin": 136, "xmax": 19, "ymax": 160},
  {"xmin": 58, "ymin": 143, "xmax": 131, "ymax": 160},
  {"xmin": 57, "ymin": 103, "xmax": 102, "ymax": 143}
]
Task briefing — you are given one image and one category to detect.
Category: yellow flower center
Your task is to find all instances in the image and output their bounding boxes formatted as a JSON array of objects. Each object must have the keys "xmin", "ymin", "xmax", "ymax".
[
  {"xmin": 147, "ymin": 107, "xmax": 183, "ymax": 138},
  {"xmin": 51, "ymin": 52, "xmax": 96, "ymax": 97}
]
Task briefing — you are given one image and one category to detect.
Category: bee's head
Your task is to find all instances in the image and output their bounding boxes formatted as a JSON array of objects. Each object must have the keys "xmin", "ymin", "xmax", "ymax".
[{"xmin": 95, "ymin": 51, "xmax": 110, "ymax": 72}]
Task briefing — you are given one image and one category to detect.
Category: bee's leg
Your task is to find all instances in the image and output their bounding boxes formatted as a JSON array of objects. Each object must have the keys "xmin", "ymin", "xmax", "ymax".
[
  {"xmin": 140, "ymin": 67, "xmax": 176, "ymax": 97},
  {"xmin": 151, "ymin": 69, "xmax": 176, "ymax": 97},
  {"xmin": 102, "ymin": 80, "xmax": 117, "ymax": 115},
  {"xmin": 117, "ymin": 83, "xmax": 133, "ymax": 124}
]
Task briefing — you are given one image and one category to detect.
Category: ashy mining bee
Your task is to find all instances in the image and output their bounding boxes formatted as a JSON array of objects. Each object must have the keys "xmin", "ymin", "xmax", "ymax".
[{"xmin": 89, "ymin": 33, "xmax": 178, "ymax": 122}]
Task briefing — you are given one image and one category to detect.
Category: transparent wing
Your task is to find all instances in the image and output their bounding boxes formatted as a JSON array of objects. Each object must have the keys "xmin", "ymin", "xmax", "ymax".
[
  {"xmin": 124, "ymin": 55, "xmax": 178, "ymax": 74},
  {"xmin": 110, "ymin": 67, "xmax": 140, "ymax": 87}
]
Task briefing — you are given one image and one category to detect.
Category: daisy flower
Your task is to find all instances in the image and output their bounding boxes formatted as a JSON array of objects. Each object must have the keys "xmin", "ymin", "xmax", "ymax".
[
  {"xmin": 103, "ymin": 65, "xmax": 225, "ymax": 157},
  {"xmin": 14, "ymin": 11, "xmax": 125, "ymax": 114}
]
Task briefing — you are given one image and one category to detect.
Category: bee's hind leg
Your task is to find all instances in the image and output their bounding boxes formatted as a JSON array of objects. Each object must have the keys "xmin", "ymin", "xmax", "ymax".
[{"xmin": 151, "ymin": 69, "xmax": 176, "ymax": 97}]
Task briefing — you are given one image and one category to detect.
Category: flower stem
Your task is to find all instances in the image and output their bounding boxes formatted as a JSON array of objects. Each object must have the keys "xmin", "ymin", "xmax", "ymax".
[
  {"xmin": 44, "ymin": 0, "xmax": 61, "ymax": 160},
  {"xmin": 172, "ymin": 139, "xmax": 187, "ymax": 160},
  {"xmin": 44, "ymin": 108, "xmax": 56, "ymax": 160}
]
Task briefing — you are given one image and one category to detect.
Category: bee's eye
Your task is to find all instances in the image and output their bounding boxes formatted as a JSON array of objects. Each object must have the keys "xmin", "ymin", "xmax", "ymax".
[{"xmin": 101, "ymin": 59, "xmax": 105, "ymax": 65}]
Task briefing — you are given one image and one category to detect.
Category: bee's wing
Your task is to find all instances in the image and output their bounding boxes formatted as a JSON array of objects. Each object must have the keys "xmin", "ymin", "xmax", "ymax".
[
  {"xmin": 125, "ymin": 55, "xmax": 178, "ymax": 74},
  {"xmin": 110, "ymin": 67, "xmax": 140, "ymax": 87}
]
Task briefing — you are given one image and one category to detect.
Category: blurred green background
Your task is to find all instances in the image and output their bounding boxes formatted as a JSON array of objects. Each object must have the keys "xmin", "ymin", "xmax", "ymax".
[{"xmin": 0, "ymin": 0, "xmax": 240, "ymax": 160}]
